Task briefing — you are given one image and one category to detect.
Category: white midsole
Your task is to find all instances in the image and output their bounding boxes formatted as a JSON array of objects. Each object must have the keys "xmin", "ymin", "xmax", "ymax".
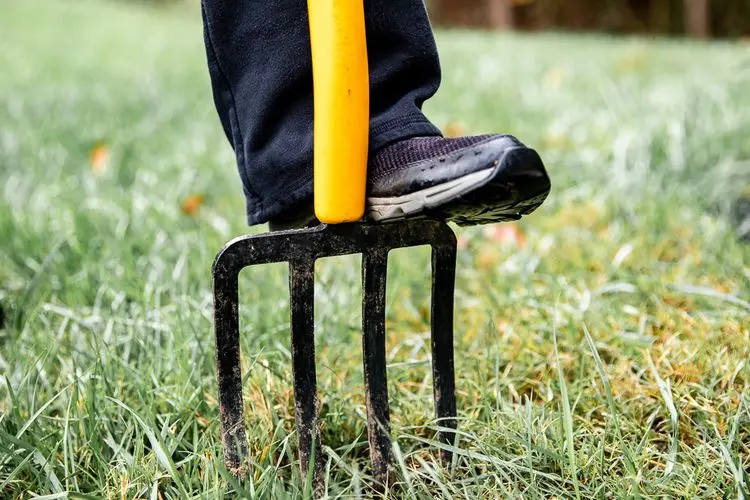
[{"xmin": 366, "ymin": 167, "xmax": 495, "ymax": 221}]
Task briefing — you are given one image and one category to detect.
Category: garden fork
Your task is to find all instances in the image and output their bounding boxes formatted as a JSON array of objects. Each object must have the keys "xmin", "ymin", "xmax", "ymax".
[{"xmin": 212, "ymin": 0, "xmax": 458, "ymax": 493}]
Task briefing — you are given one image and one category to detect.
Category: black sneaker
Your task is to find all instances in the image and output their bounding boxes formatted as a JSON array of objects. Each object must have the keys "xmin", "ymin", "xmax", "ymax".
[{"xmin": 269, "ymin": 134, "xmax": 550, "ymax": 231}]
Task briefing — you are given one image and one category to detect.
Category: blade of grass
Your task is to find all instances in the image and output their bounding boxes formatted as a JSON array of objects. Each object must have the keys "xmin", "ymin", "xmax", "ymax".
[
  {"xmin": 713, "ymin": 422, "xmax": 748, "ymax": 500},
  {"xmin": 583, "ymin": 323, "xmax": 640, "ymax": 495},
  {"xmin": 108, "ymin": 396, "xmax": 189, "ymax": 497},
  {"xmin": 553, "ymin": 318, "xmax": 581, "ymax": 499},
  {"xmin": 646, "ymin": 351, "xmax": 679, "ymax": 476}
]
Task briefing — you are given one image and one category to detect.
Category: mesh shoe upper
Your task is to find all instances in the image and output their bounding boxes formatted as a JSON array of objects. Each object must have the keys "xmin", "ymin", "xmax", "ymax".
[
  {"xmin": 368, "ymin": 135, "xmax": 496, "ymax": 180},
  {"xmin": 269, "ymin": 133, "xmax": 547, "ymax": 231},
  {"xmin": 367, "ymin": 134, "xmax": 523, "ymax": 197}
]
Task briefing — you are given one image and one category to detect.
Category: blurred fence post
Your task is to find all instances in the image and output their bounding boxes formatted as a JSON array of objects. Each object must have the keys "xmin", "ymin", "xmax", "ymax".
[
  {"xmin": 685, "ymin": 0, "xmax": 710, "ymax": 37},
  {"xmin": 487, "ymin": 0, "xmax": 514, "ymax": 29},
  {"xmin": 428, "ymin": 0, "xmax": 737, "ymax": 38}
]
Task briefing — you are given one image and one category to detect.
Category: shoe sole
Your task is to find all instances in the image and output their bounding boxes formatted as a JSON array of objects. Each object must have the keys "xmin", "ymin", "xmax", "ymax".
[{"xmin": 366, "ymin": 147, "xmax": 550, "ymax": 227}]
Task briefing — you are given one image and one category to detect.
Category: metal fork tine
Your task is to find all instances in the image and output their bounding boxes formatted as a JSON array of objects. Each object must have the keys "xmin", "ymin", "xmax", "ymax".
[
  {"xmin": 362, "ymin": 249, "xmax": 392, "ymax": 488},
  {"xmin": 289, "ymin": 259, "xmax": 324, "ymax": 493},
  {"xmin": 213, "ymin": 260, "xmax": 249, "ymax": 477},
  {"xmin": 431, "ymin": 240, "xmax": 458, "ymax": 464},
  {"xmin": 213, "ymin": 220, "xmax": 459, "ymax": 496}
]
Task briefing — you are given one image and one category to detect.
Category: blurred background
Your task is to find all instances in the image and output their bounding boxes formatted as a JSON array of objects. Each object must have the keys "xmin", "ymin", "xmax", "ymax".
[
  {"xmin": 122, "ymin": 0, "xmax": 749, "ymax": 38},
  {"xmin": 428, "ymin": 0, "xmax": 746, "ymax": 39},
  {"xmin": 1, "ymin": 0, "xmax": 748, "ymax": 497}
]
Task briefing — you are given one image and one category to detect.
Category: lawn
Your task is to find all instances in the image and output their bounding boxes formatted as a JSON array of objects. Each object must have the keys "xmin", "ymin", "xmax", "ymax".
[{"xmin": 1, "ymin": 0, "xmax": 748, "ymax": 498}]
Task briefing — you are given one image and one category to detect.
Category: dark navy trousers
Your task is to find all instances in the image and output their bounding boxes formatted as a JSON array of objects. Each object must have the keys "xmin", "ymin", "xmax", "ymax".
[{"xmin": 201, "ymin": 1, "xmax": 443, "ymax": 225}]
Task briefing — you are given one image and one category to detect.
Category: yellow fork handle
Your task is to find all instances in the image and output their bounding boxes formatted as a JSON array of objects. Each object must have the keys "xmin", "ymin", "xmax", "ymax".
[{"xmin": 308, "ymin": 0, "xmax": 369, "ymax": 224}]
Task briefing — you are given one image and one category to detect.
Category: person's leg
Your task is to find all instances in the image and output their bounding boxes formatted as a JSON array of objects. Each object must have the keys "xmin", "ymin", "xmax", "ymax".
[
  {"xmin": 201, "ymin": 0, "xmax": 551, "ymax": 229},
  {"xmin": 201, "ymin": 0, "xmax": 442, "ymax": 226}
]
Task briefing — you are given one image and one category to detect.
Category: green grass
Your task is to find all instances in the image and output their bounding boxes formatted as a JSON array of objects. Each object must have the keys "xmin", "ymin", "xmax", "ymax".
[{"xmin": 1, "ymin": 0, "xmax": 749, "ymax": 497}]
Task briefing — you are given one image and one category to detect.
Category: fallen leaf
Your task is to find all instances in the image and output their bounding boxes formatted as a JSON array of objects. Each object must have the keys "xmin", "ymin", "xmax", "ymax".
[
  {"xmin": 457, "ymin": 235, "xmax": 470, "ymax": 250},
  {"xmin": 544, "ymin": 66, "xmax": 566, "ymax": 89},
  {"xmin": 444, "ymin": 122, "xmax": 465, "ymax": 138},
  {"xmin": 541, "ymin": 131, "xmax": 569, "ymax": 149},
  {"xmin": 483, "ymin": 223, "xmax": 527, "ymax": 247},
  {"xmin": 182, "ymin": 194, "xmax": 205, "ymax": 216},
  {"xmin": 90, "ymin": 144, "xmax": 109, "ymax": 175},
  {"xmin": 617, "ymin": 51, "xmax": 647, "ymax": 73},
  {"xmin": 477, "ymin": 247, "xmax": 500, "ymax": 269}
]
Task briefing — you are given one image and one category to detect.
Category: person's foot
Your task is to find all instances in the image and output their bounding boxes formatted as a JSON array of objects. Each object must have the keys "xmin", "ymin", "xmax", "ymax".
[{"xmin": 268, "ymin": 134, "xmax": 550, "ymax": 231}]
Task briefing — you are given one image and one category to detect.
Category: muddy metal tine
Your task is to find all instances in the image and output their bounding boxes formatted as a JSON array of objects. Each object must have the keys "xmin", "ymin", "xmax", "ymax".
[
  {"xmin": 430, "ymin": 236, "xmax": 458, "ymax": 464},
  {"xmin": 289, "ymin": 258, "xmax": 325, "ymax": 492},
  {"xmin": 361, "ymin": 249, "xmax": 392, "ymax": 487},
  {"xmin": 212, "ymin": 220, "xmax": 459, "ymax": 493},
  {"xmin": 213, "ymin": 258, "xmax": 249, "ymax": 477}
]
